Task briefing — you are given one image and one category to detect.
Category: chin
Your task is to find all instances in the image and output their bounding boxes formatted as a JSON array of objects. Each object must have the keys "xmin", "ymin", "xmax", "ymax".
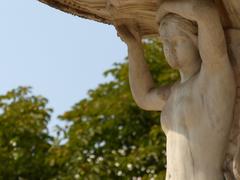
[
  {"xmin": 168, "ymin": 61, "xmax": 180, "ymax": 69},
  {"xmin": 166, "ymin": 56, "xmax": 180, "ymax": 69}
]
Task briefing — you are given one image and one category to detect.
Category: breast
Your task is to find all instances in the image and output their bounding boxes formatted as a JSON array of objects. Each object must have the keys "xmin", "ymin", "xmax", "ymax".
[{"xmin": 160, "ymin": 82, "xmax": 201, "ymax": 134}]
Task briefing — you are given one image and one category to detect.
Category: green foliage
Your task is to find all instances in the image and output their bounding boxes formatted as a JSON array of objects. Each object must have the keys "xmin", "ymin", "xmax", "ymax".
[
  {"xmin": 58, "ymin": 39, "xmax": 179, "ymax": 179},
  {"xmin": 0, "ymin": 39, "xmax": 179, "ymax": 179},
  {"xmin": 0, "ymin": 87, "xmax": 57, "ymax": 179}
]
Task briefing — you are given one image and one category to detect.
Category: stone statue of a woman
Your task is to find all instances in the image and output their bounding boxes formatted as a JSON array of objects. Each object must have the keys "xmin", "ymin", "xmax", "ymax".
[{"xmin": 115, "ymin": 0, "xmax": 236, "ymax": 179}]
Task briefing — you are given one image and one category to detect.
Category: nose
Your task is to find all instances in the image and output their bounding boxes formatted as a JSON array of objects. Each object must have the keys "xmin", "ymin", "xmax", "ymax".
[
  {"xmin": 164, "ymin": 44, "xmax": 175, "ymax": 59},
  {"xmin": 163, "ymin": 44, "xmax": 170, "ymax": 54},
  {"xmin": 164, "ymin": 47, "xmax": 169, "ymax": 55}
]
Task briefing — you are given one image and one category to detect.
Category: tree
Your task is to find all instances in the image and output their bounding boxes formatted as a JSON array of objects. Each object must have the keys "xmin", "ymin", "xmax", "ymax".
[
  {"xmin": 58, "ymin": 39, "xmax": 179, "ymax": 179},
  {"xmin": 0, "ymin": 39, "xmax": 178, "ymax": 179},
  {"xmin": 0, "ymin": 87, "xmax": 57, "ymax": 179}
]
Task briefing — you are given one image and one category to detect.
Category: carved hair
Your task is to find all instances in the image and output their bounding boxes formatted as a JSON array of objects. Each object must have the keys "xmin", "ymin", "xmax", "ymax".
[{"xmin": 159, "ymin": 13, "xmax": 198, "ymax": 44}]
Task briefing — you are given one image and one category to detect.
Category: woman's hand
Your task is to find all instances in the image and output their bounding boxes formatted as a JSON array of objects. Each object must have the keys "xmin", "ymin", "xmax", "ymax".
[{"xmin": 115, "ymin": 21, "xmax": 142, "ymax": 47}]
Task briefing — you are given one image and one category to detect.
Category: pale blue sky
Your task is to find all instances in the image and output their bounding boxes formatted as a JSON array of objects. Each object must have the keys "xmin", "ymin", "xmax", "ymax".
[{"xmin": 0, "ymin": 1, "xmax": 127, "ymax": 135}]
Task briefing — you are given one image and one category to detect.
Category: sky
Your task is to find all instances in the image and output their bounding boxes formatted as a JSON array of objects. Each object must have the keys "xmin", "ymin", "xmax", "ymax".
[{"xmin": 0, "ymin": 1, "xmax": 127, "ymax": 135}]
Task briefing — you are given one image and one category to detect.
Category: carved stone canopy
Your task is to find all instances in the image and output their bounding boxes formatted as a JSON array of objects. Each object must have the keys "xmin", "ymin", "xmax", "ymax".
[{"xmin": 38, "ymin": 0, "xmax": 240, "ymax": 37}]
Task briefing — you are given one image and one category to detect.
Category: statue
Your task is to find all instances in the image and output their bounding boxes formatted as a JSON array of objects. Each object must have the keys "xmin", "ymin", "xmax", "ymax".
[
  {"xmin": 38, "ymin": 0, "xmax": 240, "ymax": 179},
  {"xmin": 115, "ymin": 1, "xmax": 236, "ymax": 179}
]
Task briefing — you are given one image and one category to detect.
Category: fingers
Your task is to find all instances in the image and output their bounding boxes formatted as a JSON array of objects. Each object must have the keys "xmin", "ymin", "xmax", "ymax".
[
  {"xmin": 115, "ymin": 24, "xmax": 133, "ymax": 42},
  {"xmin": 129, "ymin": 25, "xmax": 141, "ymax": 42},
  {"xmin": 116, "ymin": 25, "xmax": 130, "ymax": 37},
  {"xmin": 114, "ymin": 20, "xmax": 142, "ymax": 43}
]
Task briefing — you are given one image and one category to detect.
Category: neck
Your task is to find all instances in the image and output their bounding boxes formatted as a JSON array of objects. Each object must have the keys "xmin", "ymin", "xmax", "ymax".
[{"xmin": 179, "ymin": 64, "xmax": 200, "ymax": 83}]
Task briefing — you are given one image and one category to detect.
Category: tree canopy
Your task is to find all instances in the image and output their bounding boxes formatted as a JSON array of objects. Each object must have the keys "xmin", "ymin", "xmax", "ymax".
[
  {"xmin": 0, "ymin": 87, "xmax": 57, "ymax": 179},
  {"xmin": 0, "ymin": 39, "xmax": 179, "ymax": 179}
]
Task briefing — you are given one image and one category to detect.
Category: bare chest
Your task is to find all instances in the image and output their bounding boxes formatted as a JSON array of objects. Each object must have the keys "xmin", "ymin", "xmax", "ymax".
[{"xmin": 161, "ymin": 82, "xmax": 202, "ymax": 133}]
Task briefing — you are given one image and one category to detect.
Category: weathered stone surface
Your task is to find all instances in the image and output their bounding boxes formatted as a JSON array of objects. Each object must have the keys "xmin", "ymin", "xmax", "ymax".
[
  {"xmin": 225, "ymin": 29, "xmax": 240, "ymax": 180},
  {"xmin": 38, "ymin": 0, "xmax": 159, "ymax": 36},
  {"xmin": 38, "ymin": 0, "xmax": 240, "ymax": 36},
  {"xmin": 37, "ymin": 0, "xmax": 240, "ymax": 179}
]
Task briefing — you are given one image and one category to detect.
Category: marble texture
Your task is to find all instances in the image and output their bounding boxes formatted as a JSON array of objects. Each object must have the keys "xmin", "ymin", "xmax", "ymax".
[
  {"xmin": 38, "ymin": 0, "xmax": 240, "ymax": 35},
  {"xmin": 38, "ymin": 0, "xmax": 240, "ymax": 179},
  {"xmin": 116, "ymin": 1, "xmax": 236, "ymax": 179}
]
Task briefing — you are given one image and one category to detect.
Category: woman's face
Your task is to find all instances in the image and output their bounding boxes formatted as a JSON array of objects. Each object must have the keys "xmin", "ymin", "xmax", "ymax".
[{"xmin": 159, "ymin": 22, "xmax": 199, "ymax": 69}]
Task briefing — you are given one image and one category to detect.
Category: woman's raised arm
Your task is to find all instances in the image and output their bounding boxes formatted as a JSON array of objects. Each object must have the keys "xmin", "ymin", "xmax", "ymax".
[{"xmin": 115, "ymin": 23, "xmax": 170, "ymax": 111}]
